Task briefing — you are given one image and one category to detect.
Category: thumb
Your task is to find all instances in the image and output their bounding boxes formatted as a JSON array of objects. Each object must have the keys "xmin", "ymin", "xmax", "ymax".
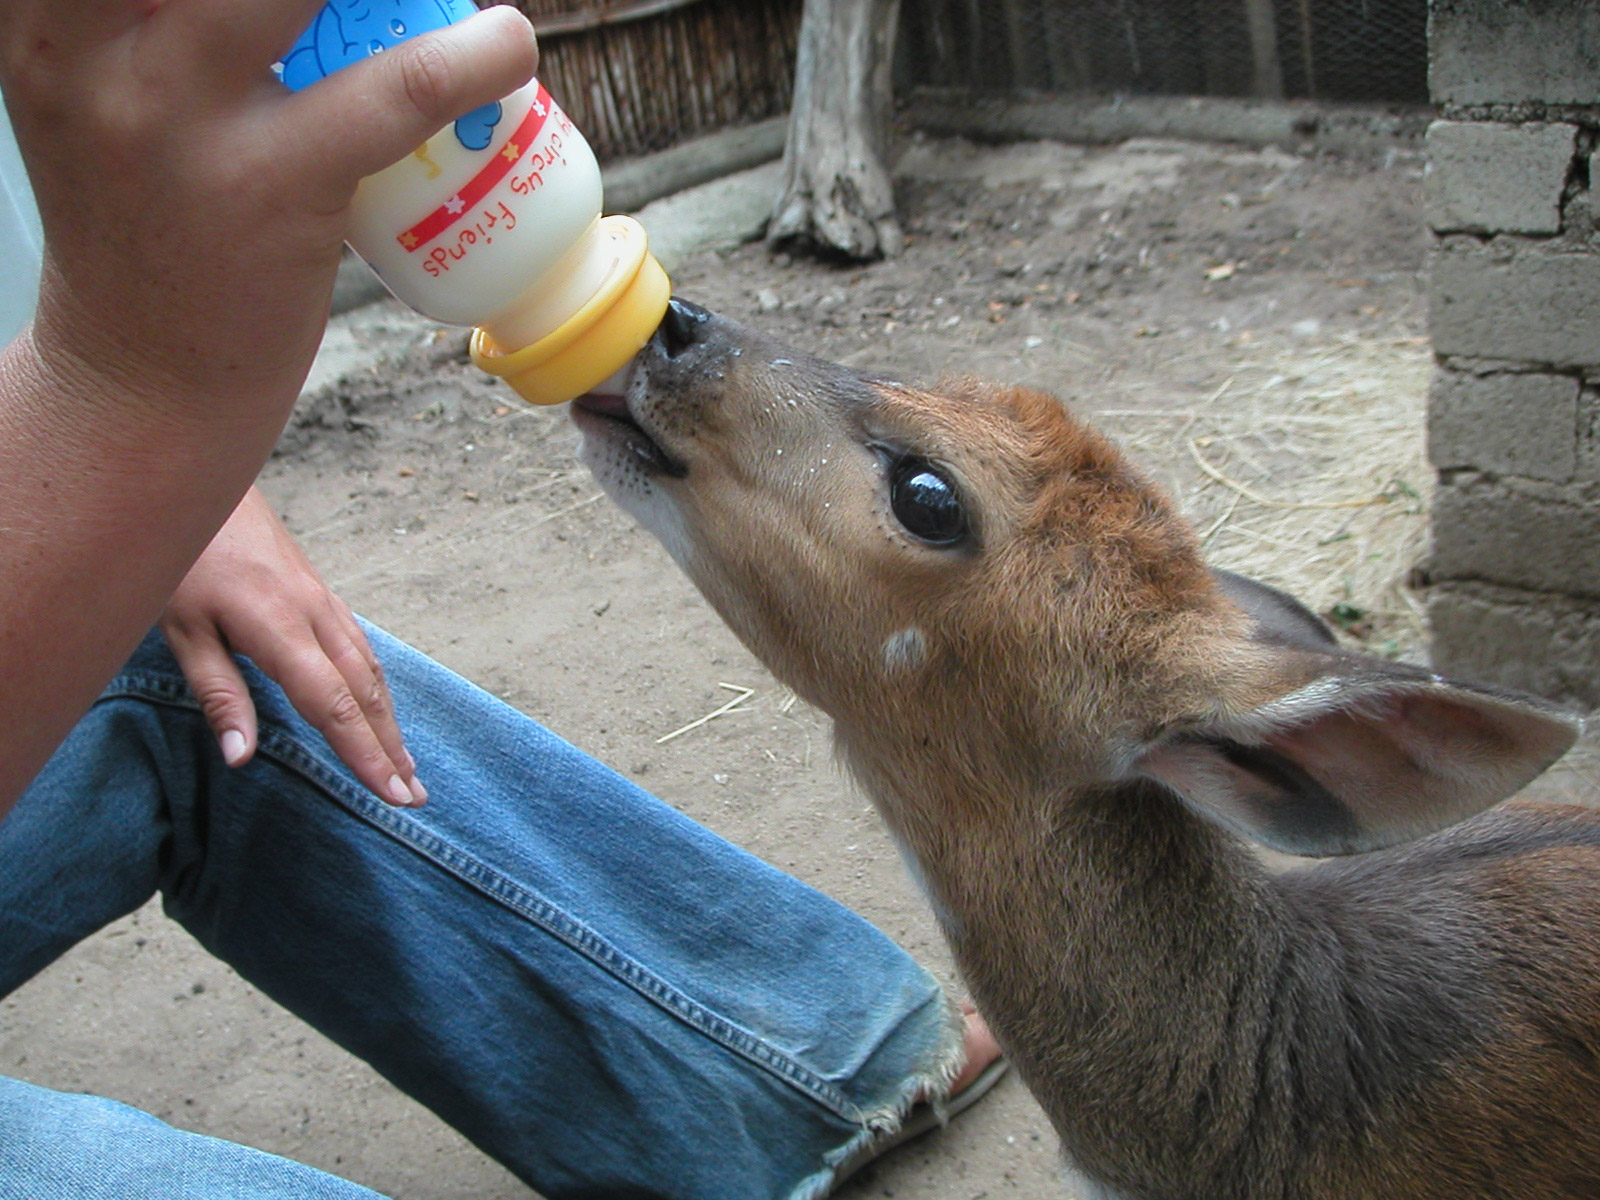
[
  {"xmin": 280, "ymin": 5, "xmax": 539, "ymax": 195},
  {"xmin": 163, "ymin": 622, "xmax": 261, "ymax": 767}
]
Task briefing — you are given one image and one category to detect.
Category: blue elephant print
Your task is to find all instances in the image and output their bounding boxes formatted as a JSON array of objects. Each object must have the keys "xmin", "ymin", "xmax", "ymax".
[{"xmin": 280, "ymin": 0, "xmax": 504, "ymax": 152}]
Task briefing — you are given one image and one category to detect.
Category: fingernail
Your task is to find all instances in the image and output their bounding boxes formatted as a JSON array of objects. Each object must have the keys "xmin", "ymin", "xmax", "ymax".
[
  {"xmin": 407, "ymin": 775, "xmax": 429, "ymax": 806},
  {"xmin": 220, "ymin": 729, "xmax": 248, "ymax": 766},
  {"xmin": 386, "ymin": 774, "xmax": 414, "ymax": 806}
]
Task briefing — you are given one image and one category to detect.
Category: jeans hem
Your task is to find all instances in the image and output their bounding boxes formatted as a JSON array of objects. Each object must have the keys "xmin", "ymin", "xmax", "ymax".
[{"xmin": 801, "ymin": 1000, "xmax": 966, "ymax": 1199}]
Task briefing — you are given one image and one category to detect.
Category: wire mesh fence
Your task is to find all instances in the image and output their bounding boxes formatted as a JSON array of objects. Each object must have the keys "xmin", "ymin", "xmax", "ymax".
[
  {"xmin": 897, "ymin": 0, "xmax": 1428, "ymax": 104},
  {"xmin": 486, "ymin": 0, "xmax": 1426, "ymax": 163}
]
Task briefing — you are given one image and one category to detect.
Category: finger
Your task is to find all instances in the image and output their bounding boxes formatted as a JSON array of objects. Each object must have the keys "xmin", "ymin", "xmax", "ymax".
[
  {"xmin": 268, "ymin": 641, "xmax": 421, "ymax": 807},
  {"xmin": 161, "ymin": 620, "xmax": 260, "ymax": 767},
  {"xmin": 276, "ymin": 6, "xmax": 537, "ymax": 193},
  {"xmin": 315, "ymin": 600, "xmax": 422, "ymax": 796}
]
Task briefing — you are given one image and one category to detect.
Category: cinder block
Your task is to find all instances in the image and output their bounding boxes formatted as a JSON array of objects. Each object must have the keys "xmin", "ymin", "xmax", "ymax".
[
  {"xmin": 1431, "ymin": 247, "xmax": 1600, "ymax": 367},
  {"xmin": 1580, "ymin": 389, "xmax": 1600, "ymax": 483},
  {"xmin": 1430, "ymin": 0, "xmax": 1600, "ymax": 106},
  {"xmin": 1425, "ymin": 121, "xmax": 1575, "ymax": 235},
  {"xmin": 1428, "ymin": 368, "xmax": 1579, "ymax": 481},
  {"xmin": 1431, "ymin": 475, "xmax": 1600, "ymax": 599},
  {"xmin": 1429, "ymin": 582, "xmax": 1600, "ymax": 708}
]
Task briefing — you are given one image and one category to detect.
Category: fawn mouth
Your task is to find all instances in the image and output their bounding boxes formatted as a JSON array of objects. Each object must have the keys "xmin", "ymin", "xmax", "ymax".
[{"xmin": 571, "ymin": 392, "xmax": 688, "ymax": 479}]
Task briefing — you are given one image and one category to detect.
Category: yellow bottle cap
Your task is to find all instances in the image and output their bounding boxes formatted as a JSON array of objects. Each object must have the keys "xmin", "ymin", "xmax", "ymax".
[{"xmin": 470, "ymin": 215, "xmax": 671, "ymax": 406}]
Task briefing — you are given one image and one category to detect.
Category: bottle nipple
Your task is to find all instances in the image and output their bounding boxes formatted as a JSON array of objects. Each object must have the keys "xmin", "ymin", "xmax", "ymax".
[{"xmin": 470, "ymin": 216, "xmax": 668, "ymax": 406}]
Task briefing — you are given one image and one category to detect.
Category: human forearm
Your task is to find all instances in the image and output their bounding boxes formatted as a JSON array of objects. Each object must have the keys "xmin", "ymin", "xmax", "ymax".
[{"xmin": 0, "ymin": 328, "xmax": 291, "ymax": 810}]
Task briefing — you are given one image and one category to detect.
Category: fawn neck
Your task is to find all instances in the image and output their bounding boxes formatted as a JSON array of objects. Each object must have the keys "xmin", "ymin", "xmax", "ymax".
[
  {"xmin": 845, "ymin": 721, "xmax": 1409, "ymax": 1197},
  {"xmin": 845, "ymin": 727, "xmax": 1276, "ymax": 1087},
  {"xmin": 849, "ymin": 722, "xmax": 1497, "ymax": 1198}
]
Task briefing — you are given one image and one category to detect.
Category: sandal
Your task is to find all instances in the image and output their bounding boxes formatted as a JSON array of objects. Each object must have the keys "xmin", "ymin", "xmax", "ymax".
[{"xmin": 829, "ymin": 1053, "xmax": 1010, "ymax": 1191}]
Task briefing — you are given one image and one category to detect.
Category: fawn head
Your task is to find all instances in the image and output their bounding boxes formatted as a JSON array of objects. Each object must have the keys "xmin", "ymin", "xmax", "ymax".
[{"xmin": 574, "ymin": 301, "xmax": 1578, "ymax": 860}]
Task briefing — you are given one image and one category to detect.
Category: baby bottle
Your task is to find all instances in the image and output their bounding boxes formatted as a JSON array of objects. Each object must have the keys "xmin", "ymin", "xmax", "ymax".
[{"xmin": 280, "ymin": 0, "xmax": 669, "ymax": 404}]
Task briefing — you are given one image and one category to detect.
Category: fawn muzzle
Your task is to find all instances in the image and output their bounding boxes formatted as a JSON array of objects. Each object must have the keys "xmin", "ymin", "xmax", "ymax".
[{"xmin": 568, "ymin": 297, "xmax": 727, "ymax": 481}]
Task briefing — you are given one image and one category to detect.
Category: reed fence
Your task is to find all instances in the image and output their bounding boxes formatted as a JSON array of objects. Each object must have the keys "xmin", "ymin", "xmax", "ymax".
[{"xmin": 490, "ymin": 0, "xmax": 802, "ymax": 161}]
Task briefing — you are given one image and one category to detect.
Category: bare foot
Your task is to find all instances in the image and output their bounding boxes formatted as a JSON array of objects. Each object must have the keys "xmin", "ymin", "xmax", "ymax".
[
  {"xmin": 830, "ymin": 1000, "xmax": 1007, "ymax": 1190},
  {"xmin": 946, "ymin": 1002, "xmax": 1003, "ymax": 1099}
]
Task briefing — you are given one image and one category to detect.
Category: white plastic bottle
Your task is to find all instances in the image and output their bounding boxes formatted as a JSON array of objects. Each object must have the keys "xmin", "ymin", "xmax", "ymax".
[{"xmin": 281, "ymin": 0, "xmax": 668, "ymax": 405}]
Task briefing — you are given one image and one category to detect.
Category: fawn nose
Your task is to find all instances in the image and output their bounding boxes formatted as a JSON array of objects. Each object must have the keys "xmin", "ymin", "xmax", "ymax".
[{"xmin": 657, "ymin": 297, "xmax": 713, "ymax": 359}]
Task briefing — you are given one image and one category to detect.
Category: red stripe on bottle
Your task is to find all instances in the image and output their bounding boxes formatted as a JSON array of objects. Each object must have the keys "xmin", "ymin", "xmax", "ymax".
[{"xmin": 397, "ymin": 85, "xmax": 554, "ymax": 252}]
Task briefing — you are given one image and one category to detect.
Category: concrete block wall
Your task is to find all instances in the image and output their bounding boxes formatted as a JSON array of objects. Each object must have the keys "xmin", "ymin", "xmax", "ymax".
[{"xmin": 1425, "ymin": 1, "xmax": 1600, "ymax": 707}]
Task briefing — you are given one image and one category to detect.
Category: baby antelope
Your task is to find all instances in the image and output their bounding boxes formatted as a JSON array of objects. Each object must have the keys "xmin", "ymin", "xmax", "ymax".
[{"xmin": 574, "ymin": 300, "xmax": 1597, "ymax": 1200}]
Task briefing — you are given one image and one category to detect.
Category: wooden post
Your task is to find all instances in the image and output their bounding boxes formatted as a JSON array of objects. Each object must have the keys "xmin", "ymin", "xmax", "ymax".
[
  {"xmin": 768, "ymin": 0, "xmax": 904, "ymax": 260},
  {"xmin": 1242, "ymin": 0, "xmax": 1284, "ymax": 99},
  {"xmin": 1296, "ymin": 0, "xmax": 1317, "ymax": 97}
]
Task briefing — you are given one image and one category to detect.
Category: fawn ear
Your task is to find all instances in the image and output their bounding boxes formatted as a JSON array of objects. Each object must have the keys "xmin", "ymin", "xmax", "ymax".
[{"xmin": 1137, "ymin": 573, "xmax": 1582, "ymax": 856}]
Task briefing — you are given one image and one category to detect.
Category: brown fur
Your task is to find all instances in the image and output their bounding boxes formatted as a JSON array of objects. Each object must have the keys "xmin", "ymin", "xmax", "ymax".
[{"xmin": 575, "ymin": 307, "xmax": 1596, "ymax": 1199}]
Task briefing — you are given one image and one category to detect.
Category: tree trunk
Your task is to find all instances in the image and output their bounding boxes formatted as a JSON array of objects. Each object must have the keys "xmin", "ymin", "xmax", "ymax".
[{"xmin": 768, "ymin": 0, "xmax": 903, "ymax": 260}]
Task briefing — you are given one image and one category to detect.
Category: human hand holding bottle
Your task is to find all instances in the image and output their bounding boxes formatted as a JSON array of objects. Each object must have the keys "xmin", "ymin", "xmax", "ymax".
[{"xmin": 3, "ymin": 0, "xmax": 538, "ymax": 422}]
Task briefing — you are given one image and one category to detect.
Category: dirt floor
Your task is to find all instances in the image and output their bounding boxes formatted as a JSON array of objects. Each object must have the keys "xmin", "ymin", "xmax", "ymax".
[{"xmin": 1, "ymin": 132, "xmax": 1450, "ymax": 1198}]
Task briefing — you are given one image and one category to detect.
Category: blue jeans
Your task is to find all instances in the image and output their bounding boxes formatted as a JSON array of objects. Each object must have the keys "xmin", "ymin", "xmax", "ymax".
[{"xmin": 0, "ymin": 624, "xmax": 960, "ymax": 1199}]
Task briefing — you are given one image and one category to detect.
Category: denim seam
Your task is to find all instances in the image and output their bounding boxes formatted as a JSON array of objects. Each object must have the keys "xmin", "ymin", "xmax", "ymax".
[{"xmin": 100, "ymin": 671, "xmax": 869, "ymax": 1126}]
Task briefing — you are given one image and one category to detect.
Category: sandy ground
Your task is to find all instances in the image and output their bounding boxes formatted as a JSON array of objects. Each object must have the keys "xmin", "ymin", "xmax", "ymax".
[{"xmin": 1, "ymin": 133, "xmax": 1445, "ymax": 1198}]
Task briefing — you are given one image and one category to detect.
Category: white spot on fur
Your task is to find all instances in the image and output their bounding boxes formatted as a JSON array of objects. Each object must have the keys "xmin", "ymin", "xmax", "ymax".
[
  {"xmin": 881, "ymin": 627, "xmax": 927, "ymax": 672},
  {"xmin": 1059, "ymin": 1156, "xmax": 1136, "ymax": 1200}
]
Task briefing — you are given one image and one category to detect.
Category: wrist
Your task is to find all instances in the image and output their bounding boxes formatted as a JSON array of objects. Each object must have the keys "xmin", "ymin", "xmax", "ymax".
[
  {"xmin": 21, "ymin": 292, "xmax": 304, "ymax": 457},
  {"xmin": 35, "ymin": 268, "xmax": 307, "ymax": 408},
  {"xmin": 1, "ymin": 323, "xmax": 290, "ymax": 533}
]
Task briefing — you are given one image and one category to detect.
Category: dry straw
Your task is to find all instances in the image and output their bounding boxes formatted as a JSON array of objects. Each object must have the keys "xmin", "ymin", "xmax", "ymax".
[
  {"xmin": 1095, "ymin": 330, "xmax": 1600, "ymax": 801},
  {"xmin": 1092, "ymin": 331, "xmax": 1434, "ymax": 663}
]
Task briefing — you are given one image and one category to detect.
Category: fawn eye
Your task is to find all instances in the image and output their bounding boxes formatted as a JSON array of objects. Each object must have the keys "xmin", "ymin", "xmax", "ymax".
[{"xmin": 889, "ymin": 458, "xmax": 968, "ymax": 546}]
